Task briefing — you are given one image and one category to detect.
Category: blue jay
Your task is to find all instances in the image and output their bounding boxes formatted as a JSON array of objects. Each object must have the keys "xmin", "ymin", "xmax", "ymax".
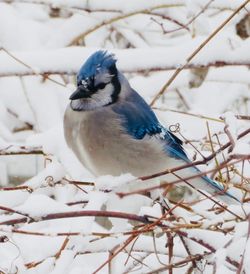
[{"xmin": 64, "ymin": 50, "xmax": 239, "ymax": 204}]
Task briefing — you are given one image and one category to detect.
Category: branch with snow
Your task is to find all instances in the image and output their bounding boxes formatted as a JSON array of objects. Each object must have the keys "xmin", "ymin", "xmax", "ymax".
[{"xmin": 0, "ymin": 44, "xmax": 250, "ymax": 78}]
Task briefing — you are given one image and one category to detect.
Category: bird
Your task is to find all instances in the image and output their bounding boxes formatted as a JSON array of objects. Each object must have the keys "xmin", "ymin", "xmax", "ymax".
[{"xmin": 64, "ymin": 50, "xmax": 239, "ymax": 204}]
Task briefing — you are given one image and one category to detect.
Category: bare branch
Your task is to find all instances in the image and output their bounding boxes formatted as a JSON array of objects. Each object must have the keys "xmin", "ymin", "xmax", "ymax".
[{"xmin": 0, "ymin": 145, "xmax": 44, "ymax": 156}]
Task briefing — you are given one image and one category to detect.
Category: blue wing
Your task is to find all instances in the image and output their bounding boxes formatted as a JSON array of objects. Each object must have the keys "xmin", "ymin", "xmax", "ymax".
[
  {"xmin": 113, "ymin": 90, "xmax": 188, "ymax": 161},
  {"xmin": 112, "ymin": 90, "xmax": 240, "ymax": 204}
]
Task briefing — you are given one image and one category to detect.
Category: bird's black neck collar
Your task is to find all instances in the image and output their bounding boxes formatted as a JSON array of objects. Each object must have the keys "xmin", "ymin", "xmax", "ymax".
[{"xmin": 105, "ymin": 65, "xmax": 121, "ymax": 106}]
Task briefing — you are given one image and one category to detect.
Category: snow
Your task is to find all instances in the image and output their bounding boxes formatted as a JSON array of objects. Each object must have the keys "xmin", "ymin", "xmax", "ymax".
[
  {"xmin": 95, "ymin": 174, "xmax": 133, "ymax": 190},
  {"xmin": 1, "ymin": 37, "xmax": 250, "ymax": 76},
  {"xmin": 15, "ymin": 194, "xmax": 71, "ymax": 217},
  {"xmin": 214, "ymin": 248, "xmax": 227, "ymax": 272},
  {"xmin": 244, "ymin": 236, "xmax": 250, "ymax": 272},
  {"xmin": 23, "ymin": 162, "xmax": 65, "ymax": 190},
  {"xmin": 0, "ymin": 1, "xmax": 250, "ymax": 273},
  {"xmin": 139, "ymin": 203, "xmax": 162, "ymax": 219},
  {"xmin": 49, "ymin": 250, "xmax": 75, "ymax": 274}
]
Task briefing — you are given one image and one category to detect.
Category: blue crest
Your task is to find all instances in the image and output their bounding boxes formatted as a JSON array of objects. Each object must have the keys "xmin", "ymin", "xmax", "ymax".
[{"xmin": 77, "ymin": 51, "xmax": 117, "ymax": 83}]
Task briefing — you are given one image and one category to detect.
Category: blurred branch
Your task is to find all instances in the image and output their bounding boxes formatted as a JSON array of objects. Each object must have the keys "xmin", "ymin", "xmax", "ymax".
[
  {"xmin": 150, "ymin": 0, "xmax": 214, "ymax": 35},
  {"xmin": 0, "ymin": 47, "xmax": 67, "ymax": 87},
  {"xmin": 0, "ymin": 145, "xmax": 44, "ymax": 155},
  {"xmin": 7, "ymin": 108, "xmax": 34, "ymax": 132},
  {"xmin": 150, "ymin": 0, "xmax": 250, "ymax": 106},
  {"xmin": 153, "ymin": 108, "xmax": 250, "ymax": 122},
  {"xmin": 68, "ymin": 4, "xmax": 184, "ymax": 46},
  {"xmin": 19, "ymin": 77, "xmax": 39, "ymax": 132}
]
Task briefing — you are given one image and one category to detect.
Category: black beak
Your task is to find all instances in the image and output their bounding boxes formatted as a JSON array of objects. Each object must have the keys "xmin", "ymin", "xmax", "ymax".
[{"xmin": 69, "ymin": 86, "xmax": 88, "ymax": 100}]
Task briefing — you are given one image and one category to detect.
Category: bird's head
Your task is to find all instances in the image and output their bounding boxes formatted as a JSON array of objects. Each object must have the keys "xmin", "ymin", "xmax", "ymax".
[{"xmin": 70, "ymin": 50, "xmax": 121, "ymax": 111}]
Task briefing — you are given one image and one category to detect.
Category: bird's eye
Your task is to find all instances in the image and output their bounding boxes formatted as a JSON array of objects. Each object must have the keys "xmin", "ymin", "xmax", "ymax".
[{"xmin": 96, "ymin": 83, "xmax": 107, "ymax": 90}]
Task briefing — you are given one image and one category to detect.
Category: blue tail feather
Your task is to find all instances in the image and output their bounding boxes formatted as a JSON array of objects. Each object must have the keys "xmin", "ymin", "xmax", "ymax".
[{"xmin": 201, "ymin": 175, "xmax": 240, "ymax": 203}]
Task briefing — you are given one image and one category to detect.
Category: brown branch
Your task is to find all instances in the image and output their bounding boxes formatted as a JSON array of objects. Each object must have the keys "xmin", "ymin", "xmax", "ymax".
[
  {"xmin": 0, "ymin": 217, "xmax": 236, "ymax": 238},
  {"xmin": 161, "ymin": 201, "xmax": 198, "ymax": 270},
  {"xmin": 0, "ymin": 185, "xmax": 33, "ymax": 192},
  {"xmin": 0, "ymin": 210, "xmax": 151, "ymax": 226},
  {"xmin": 235, "ymin": 115, "xmax": 250, "ymax": 120},
  {"xmin": 66, "ymin": 200, "xmax": 88, "ymax": 206},
  {"xmin": 0, "ymin": 205, "xmax": 33, "ymax": 219},
  {"xmin": 55, "ymin": 236, "xmax": 70, "ymax": 260},
  {"xmin": 167, "ymin": 232, "xmax": 174, "ymax": 274}
]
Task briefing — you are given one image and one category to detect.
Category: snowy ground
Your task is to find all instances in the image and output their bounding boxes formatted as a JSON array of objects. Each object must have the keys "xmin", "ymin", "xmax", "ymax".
[{"xmin": 0, "ymin": 1, "xmax": 250, "ymax": 273}]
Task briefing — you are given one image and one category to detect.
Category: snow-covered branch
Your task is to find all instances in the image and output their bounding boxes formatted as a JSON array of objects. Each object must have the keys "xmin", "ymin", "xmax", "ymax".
[{"xmin": 0, "ymin": 43, "xmax": 250, "ymax": 77}]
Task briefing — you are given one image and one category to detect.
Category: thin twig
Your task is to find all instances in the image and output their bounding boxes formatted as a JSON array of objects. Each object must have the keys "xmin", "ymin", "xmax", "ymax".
[
  {"xmin": 0, "ymin": 210, "xmax": 152, "ymax": 226},
  {"xmin": 55, "ymin": 237, "xmax": 70, "ymax": 260},
  {"xmin": 0, "ymin": 47, "xmax": 67, "ymax": 87},
  {"xmin": 206, "ymin": 121, "xmax": 223, "ymax": 179},
  {"xmin": 0, "ymin": 205, "xmax": 33, "ymax": 219}
]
